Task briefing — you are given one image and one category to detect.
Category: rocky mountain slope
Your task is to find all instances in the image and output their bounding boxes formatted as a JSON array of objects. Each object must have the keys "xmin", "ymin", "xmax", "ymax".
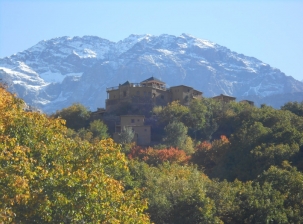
[{"xmin": 1, "ymin": 34, "xmax": 302, "ymax": 113}]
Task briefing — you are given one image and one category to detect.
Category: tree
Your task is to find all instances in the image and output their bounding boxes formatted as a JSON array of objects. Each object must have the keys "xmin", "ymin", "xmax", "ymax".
[
  {"xmin": 196, "ymin": 102, "xmax": 303, "ymax": 181},
  {"xmin": 129, "ymin": 162, "xmax": 221, "ymax": 223},
  {"xmin": 117, "ymin": 126, "xmax": 135, "ymax": 144},
  {"xmin": 191, "ymin": 135, "xmax": 230, "ymax": 175},
  {"xmin": 180, "ymin": 136, "xmax": 195, "ymax": 155},
  {"xmin": 52, "ymin": 103, "xmax": 91, "ymax": 130},
  {"xmin": 0, "ymin": 88, "xmax": 150, "ymax": 223},
  {"xmin": 89, "ymin": 119, "xmax": 109, "ymax": 140},
  {"xmin": 281, "ymin": 101, "xmax": 303, "ymax": 117},
  {"xmin": 163, "ymin": 121, "xmax": 188, "ymax": 149},
  {"xmin": 206, "ymin": 179, "xmax": 288, "ymax": 223},
  {"xmin": 128, "ymin": 146, "xmax": 190, "ymax": 165},
  {"xmin": 184, "ymin": 99, "xmax": 207, "ymax": 139},
  {"xmin": 157, "ymin": 101, "xmax": 189, "ymax": 125},
  {"xmin": 256, "ymin": 164, "xmax": 303, "ymax": 223}
]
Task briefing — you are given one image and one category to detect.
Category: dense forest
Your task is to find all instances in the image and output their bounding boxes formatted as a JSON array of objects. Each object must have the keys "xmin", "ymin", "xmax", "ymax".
[{"xmin": 1, "ymin": 84, "xmax": 303, "ymax": 223}]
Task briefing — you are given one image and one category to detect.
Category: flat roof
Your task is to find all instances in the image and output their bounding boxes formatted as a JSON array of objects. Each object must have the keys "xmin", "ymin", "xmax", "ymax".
[
  {"xmin": 141, "ymin": 77, "xmax": 165, "ymax": 84},
  {"xmin": 170, "ymin": 85, "xmax": 203, "ymax": 94},
  {"xmin": 212, "ymin": 94, "xmax": 236, "ymax": 99}
]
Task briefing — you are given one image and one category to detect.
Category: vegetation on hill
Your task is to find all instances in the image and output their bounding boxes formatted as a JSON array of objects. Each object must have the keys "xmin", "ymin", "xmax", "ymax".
[
  {"xmin": 2, "ymin": 85, "xmax": 303, "ymax": 223},
  {"xmin": 128, "ymin": 98, "xmax": 303, "ymax": 223},
  {"xmin": 0, "ymin": 88, "xmax": 149, "ymax": 223}
]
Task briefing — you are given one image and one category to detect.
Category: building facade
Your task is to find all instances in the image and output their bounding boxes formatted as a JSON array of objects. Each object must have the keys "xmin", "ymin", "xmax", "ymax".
[
  {"xmin": 212, "ymin": 94, "xmax": 236, "ymax": 103},
  {"xmin": 106, "ymin": 77, "xmax": 203, "ymax": 112},
  {"xmin": 240, "ymin": 100, "xmax": 254, "ymax": 106},
  {"xmin": 113, "ymin": 115, "xmax": 151, "ymax": 146}
]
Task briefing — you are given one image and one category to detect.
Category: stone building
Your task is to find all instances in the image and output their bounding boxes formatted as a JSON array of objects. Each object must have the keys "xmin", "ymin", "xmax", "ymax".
[
  {"xmin": 113, "ymin": 115, "xmax": 151, "ymax": 146},
  {"xmin": 106, "ymin": 77, "xmax": 203, "ymax": 112},
  {"xmin": 240, "ymin": 100, "xmax": 254, "ymax": 106},
  {"xmin": 90, "ymin": 108, "xmax": 106, "ymax": 120},
  {"xmin": 212, "ymin": 94, "xmax": 236, "ymax": 103},
  {"xmin": 170, "ymin": 85, "xmax": 203, "ymax": 106}
]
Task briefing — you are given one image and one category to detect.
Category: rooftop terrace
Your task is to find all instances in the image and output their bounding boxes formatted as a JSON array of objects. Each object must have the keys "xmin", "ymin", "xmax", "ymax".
[{"xmin": 106, "ymin": 83, "xmax": 166, "ymax": 91}]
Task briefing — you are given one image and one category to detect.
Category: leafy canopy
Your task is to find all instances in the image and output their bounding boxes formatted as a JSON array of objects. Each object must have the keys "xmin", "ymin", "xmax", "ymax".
[{"xmin": 0, "ymin": 88, "xmax": 150, "ymax": 223}]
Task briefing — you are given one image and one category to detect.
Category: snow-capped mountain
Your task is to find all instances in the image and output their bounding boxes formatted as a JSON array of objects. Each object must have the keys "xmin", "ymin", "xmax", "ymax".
[{"xmin": 1, "ymin": 34, "xmax": 303, "ymax": 113}]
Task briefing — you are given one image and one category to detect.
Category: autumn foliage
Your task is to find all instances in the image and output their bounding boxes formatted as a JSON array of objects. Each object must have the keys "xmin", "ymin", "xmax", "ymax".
[
  {"xmin": 191, "ymin": 135, "xmax": 230, "ymax": 174},
  {"xmin": 3, "ymin": 86, "xmax": 303, "ymax": 223},
  {"xmin": 128, "ymin": 146, "xmax": 190, "ymax": 165},
  {"xmin": 0, "ymin": 88, "xmax": 150, "ymax": 223}
]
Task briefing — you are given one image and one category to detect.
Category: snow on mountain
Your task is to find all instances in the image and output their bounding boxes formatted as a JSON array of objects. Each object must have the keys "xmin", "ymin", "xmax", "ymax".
[{"xmin": 1, "ymin": 34, "xmax": 303, "ymax": 113}]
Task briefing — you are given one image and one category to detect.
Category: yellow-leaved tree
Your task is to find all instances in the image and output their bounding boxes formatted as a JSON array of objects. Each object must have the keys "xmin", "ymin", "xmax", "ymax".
[{"xmin": 0, "ymin": 88, "xmax": 150, "ymax": 223}]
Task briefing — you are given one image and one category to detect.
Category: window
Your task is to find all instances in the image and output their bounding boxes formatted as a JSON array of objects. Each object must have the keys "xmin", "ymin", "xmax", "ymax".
[
  {"xmin": 123, "ymin": 91, "xmax": 127, "ymax": 97},
  {"xmin": 131, "ymin": 119, "xmax": 135, "ymax": 123},
  {"xmin": 161, "ymin": 95, "xmax": 164, "ymax": 99},
  {"xmin": 137, "ymin": 119, "xmax": 140, "ymax": 122}
]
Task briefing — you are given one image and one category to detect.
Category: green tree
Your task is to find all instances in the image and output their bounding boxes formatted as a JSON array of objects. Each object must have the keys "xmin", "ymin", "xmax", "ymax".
[
  {"xmin": 117, "ymin": 126, "xmax": 135, "ymax": 144},
  {"xmin": 199, "ymin": 103, "xmax": 303, "ymax": 181},
  {"xmin": 163, "ymin": 121, "xmax": 188, "ymax": 149},
  {"xmin": 52, "ymin": 103, "xmax": 91, "ymax": 130},
  {"xmin": 157, "ymin": 101, "xmax": 189, "ymax": 125},
  {"xmin": 195, "ymin": 98, "xmax": 221, "ymax": 141},
  {"xmin": 281, "ymin": 101, "xmax": 303, "ymax": 117},
  {"xmin": 184, "ymin": 99, "xmax": 207, "ymax": 139},
  {"xmin": 129, "ymin": 161, "xmax": 221, "ymax": 223},
  {"xmin": 89, "ymin": 119, "xmax": 109, "ymax": 140},
  {"xmin": 180, "ymin": 136, "xmax": 195, "ymax": 155},
  {"xmin": 207, "ymin": 179, "xmax": 288, "ymax": 223},
  {"xmin": 256, "ymin": 164, "xmax": 303, "ymax": 223}
]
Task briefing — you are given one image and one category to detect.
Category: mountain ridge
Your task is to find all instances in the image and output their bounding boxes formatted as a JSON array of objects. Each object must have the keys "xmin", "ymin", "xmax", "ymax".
[{"xmin": 0, "ymin": 34, "xmax": 302, "ymax": 113}]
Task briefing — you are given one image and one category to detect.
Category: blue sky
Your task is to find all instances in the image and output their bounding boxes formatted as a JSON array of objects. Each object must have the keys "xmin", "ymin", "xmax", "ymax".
[{"xmin": 1, "ymin": 0, "xmax": 302, "ymax": 81}]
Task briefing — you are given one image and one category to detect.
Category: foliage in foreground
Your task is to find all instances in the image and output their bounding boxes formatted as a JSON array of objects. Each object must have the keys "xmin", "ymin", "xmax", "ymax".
[
  {"xmin": 129, "ymin": 161, "xmax": 221, "ymax": 224},
  {"xmin": 3, "ymin": 86, "xmax": 303, "ymax": 223},
  {"xmin": 0, "ymin": 88, "xmax": 150, "ymax": 223}
]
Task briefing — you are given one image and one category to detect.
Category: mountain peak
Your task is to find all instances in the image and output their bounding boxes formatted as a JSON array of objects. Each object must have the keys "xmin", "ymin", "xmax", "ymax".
[{"xmin": 1, "ymin": 33, "xmax": 303, "ymax": 113}]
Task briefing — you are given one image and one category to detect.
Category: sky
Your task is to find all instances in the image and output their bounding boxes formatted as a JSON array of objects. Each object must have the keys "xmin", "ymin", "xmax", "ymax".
[{"xmin": 0, "ymin": 0, "xmax": 302, "ymax": 81}]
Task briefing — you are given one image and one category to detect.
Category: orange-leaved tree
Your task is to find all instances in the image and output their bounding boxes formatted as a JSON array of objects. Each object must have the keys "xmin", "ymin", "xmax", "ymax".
[
  {"xmin": 128, "ymin": 146, "xmax": 189, "ymax": 165},
  {"xmin": 191, "ymin": 135, "xmax": 230, "ymax": 175}
]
